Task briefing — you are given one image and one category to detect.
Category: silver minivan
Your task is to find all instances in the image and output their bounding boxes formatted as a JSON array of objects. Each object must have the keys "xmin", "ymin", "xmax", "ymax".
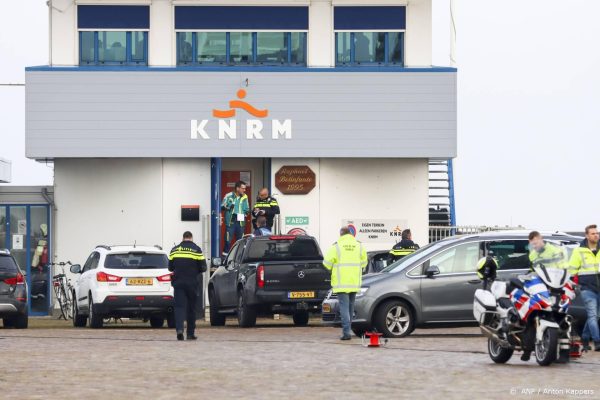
[{"xmin": 322, "ymin": 232, "xmax": 587, "ymax": 338}]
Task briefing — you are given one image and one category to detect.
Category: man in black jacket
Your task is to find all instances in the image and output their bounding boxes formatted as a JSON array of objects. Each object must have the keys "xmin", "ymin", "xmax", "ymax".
[
  {"xmin": 389, "ymin": 229, "xmax": 420, "ymax": 263},
  {"xmin": 252, "ymin": 188, "xmax": 280, "ymax": 230},
  {"xmin": 168, "ymin": 231, "xmax": 207, "ymax": 341}
]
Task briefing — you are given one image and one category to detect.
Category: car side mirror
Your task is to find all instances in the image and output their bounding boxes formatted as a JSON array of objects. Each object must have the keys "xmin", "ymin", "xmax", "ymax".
[
  {"xmin": 211, "ymin": 258, "xmax": 222, "ymax": 267},
  {"xmin": 70, "ymin": 264, "xmax": 82, "ymax": 274},
  {"xmin": 425, "ymin": 265, "xmax": 440, "ymax": 278}
]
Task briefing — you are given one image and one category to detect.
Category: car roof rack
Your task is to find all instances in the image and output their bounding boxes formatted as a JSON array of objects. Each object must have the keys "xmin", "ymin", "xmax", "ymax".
[
  {"xmin": 154, "ymin": 245, "xmax": 162, "ymax": 250},
  {"xmin": 95, "ymin": 245, "xmax": 112, "ymax": 251}
]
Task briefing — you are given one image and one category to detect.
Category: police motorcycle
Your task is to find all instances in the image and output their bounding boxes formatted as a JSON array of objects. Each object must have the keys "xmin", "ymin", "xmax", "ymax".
[{"xmin": 473, "ymin": 253, "xmax": 577, "ymax": 366}]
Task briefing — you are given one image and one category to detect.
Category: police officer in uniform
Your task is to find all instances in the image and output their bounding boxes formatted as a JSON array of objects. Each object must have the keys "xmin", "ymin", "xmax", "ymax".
[
  {"xmin": 323, "ymin": 226, "xmax": 368, "ymax": 340},
  {"xmin": 389, "ymin": 229, "xmax": 420, "ymax": 262},
  {"xmin": 168, "ymin": 231, "xmax": 207, "ymax": 341},
  {"xmin": 252, "ymin": 188, "xmax": 280, "ymax": 230}
]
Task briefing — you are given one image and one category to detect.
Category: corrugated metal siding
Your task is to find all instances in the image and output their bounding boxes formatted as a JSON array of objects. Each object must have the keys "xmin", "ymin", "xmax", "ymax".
[{"xmin": 25, "ymin": 70, "xmax": 456, "ymax": 158}]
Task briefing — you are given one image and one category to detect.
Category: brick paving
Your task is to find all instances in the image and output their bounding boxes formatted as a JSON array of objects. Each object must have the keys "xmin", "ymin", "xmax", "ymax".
[{"xmin": 1, "ymin": 318, "xmax": 599, "ymax": 400}]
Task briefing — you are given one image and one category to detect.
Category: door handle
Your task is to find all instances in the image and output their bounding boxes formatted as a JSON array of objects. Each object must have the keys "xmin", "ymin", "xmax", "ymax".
[{"xmin": 468, "ymin": 279, "xmax": 482, "ymax": 284}]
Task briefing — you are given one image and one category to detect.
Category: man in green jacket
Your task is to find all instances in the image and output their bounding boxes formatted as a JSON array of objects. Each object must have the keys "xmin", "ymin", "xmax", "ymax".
[{"xmin": 221, "ymin": 180, "xmax": 250, "ymax": 255}]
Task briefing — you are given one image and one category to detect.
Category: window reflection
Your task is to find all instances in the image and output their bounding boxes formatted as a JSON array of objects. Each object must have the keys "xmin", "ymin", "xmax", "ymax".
[
  {"xmin": 257, "ymin": 32, "xmax": 287, "ymax": 64},
  {"xmin": 197, "ymin": 32, "xmax": 227, "ymax": 64},
  {"xmin": 230, "ymin": 32, "xmax": 253, "ymax": 64}
]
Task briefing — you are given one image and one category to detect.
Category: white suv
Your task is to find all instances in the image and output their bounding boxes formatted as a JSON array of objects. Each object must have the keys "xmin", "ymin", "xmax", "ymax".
[{"xmin": 70, "ymin": 245, "xmax": 174, "ymax": 329}]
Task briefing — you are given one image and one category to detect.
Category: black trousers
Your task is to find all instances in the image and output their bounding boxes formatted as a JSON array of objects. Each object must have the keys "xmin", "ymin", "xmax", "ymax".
[{"xmin": 173, "ymin": 282, "xmax": 198, "ymax": 336}]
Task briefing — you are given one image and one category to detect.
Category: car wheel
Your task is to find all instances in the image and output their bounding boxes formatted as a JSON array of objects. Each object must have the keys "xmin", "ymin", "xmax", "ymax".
[
  {"xmin": 237, "ymin": 291, "xmax": 256, "ymax": 328},
  {"xmin": 166, "ymin": 312, "xmax": 176, "ymax": 329},
  {"xmin": 150, "ymin": 316, "xmax": 165, "ymax": 328},
  {"xmin": 13, "ymin": 311, "xmax": 28, "ymax": 329},
  {"xmin": 72, "ymin": 296, "xmax": 87, "ymax": 328},
  {"xmin": 374, "ymin": 300, "xmax": 415, "ymax": 338},
  {"xmin": 292, "ymin": 311, "xmax": 309, "ymax": 327},
  {"xmin": 88, "ymin": 297, "xmax": 103, "ymax": 329},
  {"xmin": 209, "ymin": 288, "xmax": 226, "ymax": 326}
]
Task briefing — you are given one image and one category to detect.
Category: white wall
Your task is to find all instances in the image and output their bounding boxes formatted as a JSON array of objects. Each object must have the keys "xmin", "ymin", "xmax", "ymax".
[
  {"xmin": 50, "ymin": 0, "xmax": 433, "ymax": 67},
  {"xmin": 161, "ymin": 158, "xmax": 212, "ymax": 254},
  {"xmin": 271, "ymin": 158, "xmax": 429, "ymax": 251},
  {"xmin": 405, "ymin": 0, "xmax": 433, "ymax": 66},
  {"xmin": 54, "ymin": 158, "xmax": 212, "ymax": 266}
]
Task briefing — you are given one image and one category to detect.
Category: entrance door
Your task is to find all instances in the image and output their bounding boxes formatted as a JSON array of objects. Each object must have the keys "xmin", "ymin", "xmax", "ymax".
[
  {"xmin": 220, "ymin": 171, "xmax": 252, "ymax": 253},
  {"xmin": 1, "ymin": 205, "xmax": 51, "ymax": 315}
]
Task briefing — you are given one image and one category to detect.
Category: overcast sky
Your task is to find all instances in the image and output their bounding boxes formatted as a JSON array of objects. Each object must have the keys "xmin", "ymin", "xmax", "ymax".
[{"xmin": 1, "ymin": 0, "xmax": 600, "ymax": 231}]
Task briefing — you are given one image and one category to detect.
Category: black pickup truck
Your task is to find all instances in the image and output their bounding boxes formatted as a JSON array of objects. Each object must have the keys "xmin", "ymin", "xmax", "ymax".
[{"xmin": 208, "ymin": 235, "xmax": 330, "ymax": 327}]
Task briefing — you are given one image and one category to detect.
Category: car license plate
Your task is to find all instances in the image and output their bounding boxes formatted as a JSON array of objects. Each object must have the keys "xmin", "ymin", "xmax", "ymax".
[
  {"xmin": 322, "ymin": 303, "xmax": 331, "ymax": 313},
  {"xmin": 126, "ymin": 278, "xmax": 153, "ymax": 286},
  {"xmin": 288, "ymin": 291, "xmax": 315, "ymax": 299}
]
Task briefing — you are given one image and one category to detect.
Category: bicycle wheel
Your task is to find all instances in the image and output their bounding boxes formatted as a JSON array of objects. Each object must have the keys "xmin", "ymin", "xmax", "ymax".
[
  {"xmin": 56, "ymin": 284, "xmax": 68, "ymax": 320},
  {"xmin": 63, "ymin": 283, "xmax": 73, "ymax": 319},
  {"xmin": 52, "ymin": 281, "xmax": 66, "ymax": 320}
]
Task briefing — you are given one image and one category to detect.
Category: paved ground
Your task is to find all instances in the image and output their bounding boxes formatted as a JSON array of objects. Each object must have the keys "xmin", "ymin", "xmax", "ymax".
[{"xmin": 1, "ymin": 318, "xmax": 599, "ymax": 400}]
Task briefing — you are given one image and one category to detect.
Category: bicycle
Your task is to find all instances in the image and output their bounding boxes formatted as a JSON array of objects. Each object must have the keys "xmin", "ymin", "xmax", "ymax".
[{"xmin": 51, "ymin": 261, "xmax": 73, "ymax": 320}]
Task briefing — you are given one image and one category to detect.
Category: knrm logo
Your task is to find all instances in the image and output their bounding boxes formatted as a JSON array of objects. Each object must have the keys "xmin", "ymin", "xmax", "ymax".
[{"xmin": 191, "ymin": 89, "xmax": 292, "ymax": 140}]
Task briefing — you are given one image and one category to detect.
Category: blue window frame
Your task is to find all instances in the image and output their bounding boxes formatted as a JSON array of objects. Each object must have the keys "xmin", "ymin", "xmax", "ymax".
[
  {"xmin": 335, "ymin": 32, "xmax": 404, "ymax": 66},
  {"xmin": 176, "ymin": 32, "xmax": 307, "ymax": 66},
  {"xmin": 79, "ymin": 31, "xmax": 148, "ymax": 66}
]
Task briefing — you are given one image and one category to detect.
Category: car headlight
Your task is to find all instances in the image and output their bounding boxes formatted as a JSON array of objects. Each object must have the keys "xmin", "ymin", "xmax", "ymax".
[{"xmin": 356, "ymin": 287, "xmax": 369, "ymax": 297}]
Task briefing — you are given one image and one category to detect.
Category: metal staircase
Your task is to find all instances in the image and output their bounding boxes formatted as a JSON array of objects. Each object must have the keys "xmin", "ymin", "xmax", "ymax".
[{"xmin": 428, "ymin": 159, "xmax": 456, "ymax": 226}]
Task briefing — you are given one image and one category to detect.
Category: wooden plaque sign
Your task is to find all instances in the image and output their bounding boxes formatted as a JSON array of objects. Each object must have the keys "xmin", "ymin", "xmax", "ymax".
[{"xmin": 275, "ymin": 166, "xmax": 316, "ymax": 195}]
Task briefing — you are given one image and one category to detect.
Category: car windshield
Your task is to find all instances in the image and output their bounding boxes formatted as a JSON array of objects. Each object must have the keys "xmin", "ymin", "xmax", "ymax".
[
  {"xmin": 245, "ymin": 238, "xmax": 322, "ymax": 262},
  {"xmin": 104, "ymin": 253, "xmax": 168, "ymax": 269},
  {"xmin": 0, "ymin": 256, "xmax": 17, "ymax": 272},
  {"xmin": 381, "ymin": 241, "xmax": 444, "ymax": 273}
]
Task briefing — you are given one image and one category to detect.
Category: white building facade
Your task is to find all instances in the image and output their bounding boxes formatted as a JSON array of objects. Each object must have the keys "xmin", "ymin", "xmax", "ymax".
[{"xmin": 24, "ymin": 0, "xmax": 456, "ymax": 303}]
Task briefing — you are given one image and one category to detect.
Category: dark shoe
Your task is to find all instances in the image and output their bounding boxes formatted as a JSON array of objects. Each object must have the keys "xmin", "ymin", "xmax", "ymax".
[
  {"xmin": 521, "ymin": 351, "xmax": 531, "ymax": 361},
  {"xmin": 594, "ymin": 341, "xmax": 600, "ymax": 351},
  {"xmin": 340, "ymin": 335, "xmax": 352, "ymax": 341},
  {"xmin": 187, "ymin": 335, "xmax": 198, "ymax": 341},
  {"xmin": 582, "ymin": 339, "xmax": 591, "ymax": 352},
  {"xmin": 177, "ymin": 333, "xmax": 184, "ymax": 341}
]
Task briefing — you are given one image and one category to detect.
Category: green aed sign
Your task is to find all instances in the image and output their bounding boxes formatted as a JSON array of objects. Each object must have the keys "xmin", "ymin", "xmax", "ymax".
[{"xmin": 285, "ymin": 216, "xmax": 309, "ymax": 225}]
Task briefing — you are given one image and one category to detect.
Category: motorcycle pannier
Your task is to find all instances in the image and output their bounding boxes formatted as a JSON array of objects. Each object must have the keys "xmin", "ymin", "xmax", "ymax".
[{"xmin": 473, "ymin": 289, "xmax": 496, "ymax": 325}]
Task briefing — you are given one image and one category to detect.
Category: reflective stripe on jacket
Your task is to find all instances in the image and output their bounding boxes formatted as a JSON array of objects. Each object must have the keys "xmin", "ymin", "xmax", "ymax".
[
  {"xmin": 323, "ymin": 234, "xmax": 368, "ymax": 293},
  {"xmin": 252, "ymin": 196, "xmax": 280, "ymax": 227},
  {"xmin": 528, "ymin": 243, "xmax": 567, "ymax": 270},
  {"xmin": 168, "ymin": 241, "xmax": 207, "ymax": 283},
  {"xmin": 569, "ymin": 240, "xmax": 600, "ymax": 292}
]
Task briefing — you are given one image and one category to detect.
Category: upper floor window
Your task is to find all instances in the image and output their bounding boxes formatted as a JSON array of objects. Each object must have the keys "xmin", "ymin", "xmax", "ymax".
[
  {"xmin": 77, "ymin": 5, "xmax": 150, "ymax": 66},
  {"xmin": 334, "ymin": 6, "xmax": 405, "ymax": 67},
  {"xmin": 335, "ymin": 32, "xmax": 404, "ymax": 66},
  {"xmin": 176, "ymin": 32, "xmax": 306, "ymax": 66},
  {"xmin": 80, "ymin": 31, "xmax": 148, "ymax": 66}
]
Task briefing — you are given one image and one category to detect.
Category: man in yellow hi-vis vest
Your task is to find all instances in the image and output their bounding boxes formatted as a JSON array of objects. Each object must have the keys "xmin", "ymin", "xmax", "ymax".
[{"xmin": 323, "ymin": 226, "xmax": 368, "ymax": 340}]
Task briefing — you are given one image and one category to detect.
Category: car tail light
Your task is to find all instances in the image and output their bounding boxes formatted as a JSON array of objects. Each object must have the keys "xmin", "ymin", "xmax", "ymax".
[
  {"xmin": 4, "ymin": 272, "xmax": 24, "ymax": 286},
  {"xmin": 106, "ymin": 296, "xmax": 119, "ymax": 301},
  {"xmin": 96, "ymin": 271, "xmax": 122, "ymax": 282},
  {"xmin": 135, "ymin": 296, "xmax": 145, "ymax": 301},
  {"xmin": 156, "ymin": 273, "xmax": 172, "ymax": 282},
  {"xmin": 257, "ymin": 264, "xmax": 265, "ymax": 288},
  {"xmin": 162, "ymin": 296, "xmax": 173, "ymax": 300}
]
